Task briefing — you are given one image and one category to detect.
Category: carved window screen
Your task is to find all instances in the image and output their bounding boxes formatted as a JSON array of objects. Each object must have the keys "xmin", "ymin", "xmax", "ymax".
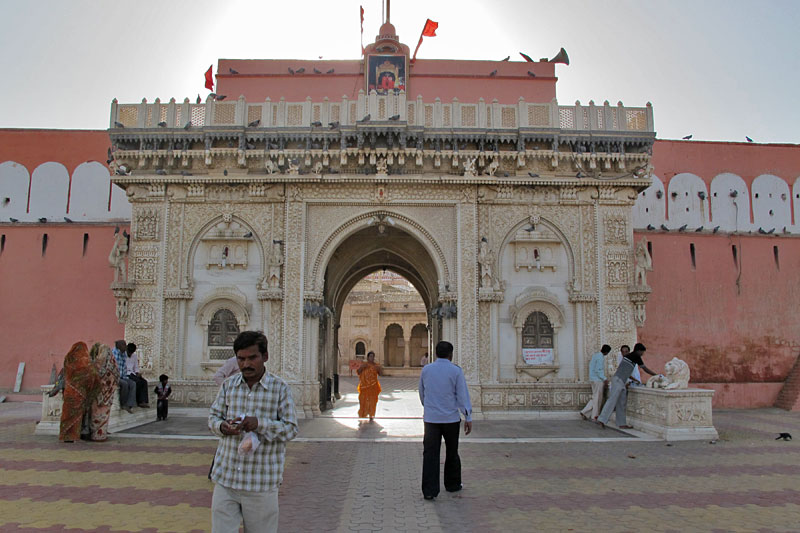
[
  {"xmin": 208, "ymin": 309, "xmax": 239, "ymax": 348},
  {"xmin": 521, "ymin": 311, "xmax": 553, "ymax": 349}
]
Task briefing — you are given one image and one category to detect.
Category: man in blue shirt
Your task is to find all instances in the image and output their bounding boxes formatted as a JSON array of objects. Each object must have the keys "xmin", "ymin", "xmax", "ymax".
[
  {"xmin": 580, "ymin": 344, "xmax": 610, "ymax": 421},
  {"xmin": 419, "ymin": 341, "xmax": 472, "ymax": 500}
]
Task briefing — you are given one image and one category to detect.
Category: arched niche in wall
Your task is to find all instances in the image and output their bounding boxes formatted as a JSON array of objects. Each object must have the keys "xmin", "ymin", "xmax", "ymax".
[
  {"xmin": 29, "ymin": 162, "xmax": 69, "ymax": 219},
  {"xmin": 109, "ymin": 182, "xmax": 132, "ymax": 220},
  {"xmin": 709, "ymin": 173, "xmax": 750, "ymax": 232},
  {"xmin": 666, "ymin": 173, "xmax": 709, "ymax": 228},
  {"xmin": 632, "ymin": 174, "xmax": 665, "ymax": 229},
  {"xmin": 752, "ymin": 174, "xmax": 791, "ymax": 231},
  {"xmin": 69, "ymin": 162, "xmax": 112, "ymax": 220},
  {"xmin": 509, "ymin": 286, "xmax": 566, "ymax": 381},
  {"xmin": 195, "ymin": 286, "xmax": 250, "ymax": 366},
  {"xmin": 0, "ymin": 161, "xmax": 31, "ymax": 220}
]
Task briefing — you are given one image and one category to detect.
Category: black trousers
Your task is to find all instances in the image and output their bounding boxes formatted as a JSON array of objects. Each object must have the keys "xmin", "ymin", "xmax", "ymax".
[
  {"xmin": 129, "ymin": 374, "xmax": 149, "ymax": 405},
  {"xmin": 157, "ymin": 399, "xmax": 169, "ymax": 419},
  {"xmin": 421, "ymin": 421, "xmax": 462, "ymax": 497}
]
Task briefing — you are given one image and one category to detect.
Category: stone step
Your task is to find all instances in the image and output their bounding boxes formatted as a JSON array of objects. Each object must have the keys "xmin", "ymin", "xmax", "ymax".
[{"xmin": 775, "ymin": 354, "xmax": 800, "ymax": 411}]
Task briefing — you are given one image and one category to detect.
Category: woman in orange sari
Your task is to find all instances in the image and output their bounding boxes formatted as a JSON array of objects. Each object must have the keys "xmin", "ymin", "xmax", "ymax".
[
  {"xmin": 357, "ymin": 351, "xmax": 382, "ymax": 420},
  {"xmin": 57, "ymin": 342, "xmax": 100, "ymax": 442}
]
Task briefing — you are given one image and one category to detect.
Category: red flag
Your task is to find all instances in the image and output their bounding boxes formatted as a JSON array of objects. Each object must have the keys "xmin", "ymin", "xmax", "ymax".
[
  {"xmin": 421, "ymin": 19, "xmax": 438, "ymax": 37},
  {"xmin": 412, "ymin": 19, "xmax": 439, "ymax": 63},
  {"xmin": 204, "ymin": 65, "xmax": 214, "ymax": 91},
  {"xmin": 519, "ymin": 52, "xmax": 534, "ymax": 62}
]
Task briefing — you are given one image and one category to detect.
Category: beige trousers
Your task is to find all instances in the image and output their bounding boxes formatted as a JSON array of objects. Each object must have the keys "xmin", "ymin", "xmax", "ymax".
[
  {"xmin": 212, "ymin": 483, "xmax": 279, "ymax": 533},
  {"xmin": 580, "ymin": 381, "xmax": 604, "ymax": 419}
]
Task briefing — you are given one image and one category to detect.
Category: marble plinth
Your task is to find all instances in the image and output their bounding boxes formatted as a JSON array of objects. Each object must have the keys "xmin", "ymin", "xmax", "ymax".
[{"xmin": 626, "ymin": 386, "xmax": 718, "ymax": 441}]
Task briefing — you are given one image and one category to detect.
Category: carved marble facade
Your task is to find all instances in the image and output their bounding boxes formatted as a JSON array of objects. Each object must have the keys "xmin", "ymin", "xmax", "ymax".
[{"xmin": 110, "ymin": 96, "xmax": 654, "ymax": 416}]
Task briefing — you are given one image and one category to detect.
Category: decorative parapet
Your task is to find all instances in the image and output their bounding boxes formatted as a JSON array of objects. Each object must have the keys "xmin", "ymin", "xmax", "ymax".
[
  {"xmin": 108, "ymin": 95, "xmax": 654, "ymax": 184},
  {"xmin": 110, "ymin": 281, "xmax": 135, "ymax": 323},
  {"xmin": 111, "ymin": 95, "xmax": 654, "ymax": 134}
]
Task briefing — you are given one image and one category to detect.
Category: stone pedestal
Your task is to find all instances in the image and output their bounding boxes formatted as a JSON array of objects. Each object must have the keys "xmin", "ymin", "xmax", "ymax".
[
  {"xmin": 35, "ymin": 385, "xmax": 154, "ymax": 436},
  {"xmin": 626, "ymin": 387, "xmax": 718, "ymax": 441}
]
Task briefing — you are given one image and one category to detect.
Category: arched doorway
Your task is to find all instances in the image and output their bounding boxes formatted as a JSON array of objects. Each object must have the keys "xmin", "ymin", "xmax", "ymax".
[
  {"xmin": 313, "ymin": 214, "xmax": 447, "ymax": 412},
  {"xmin": 410, "ymin": 323, "xmax": 429, "ymax": 367},
  {"xmin": 384, "ymin": 324, "xmax": 404, "ymax": 367}
]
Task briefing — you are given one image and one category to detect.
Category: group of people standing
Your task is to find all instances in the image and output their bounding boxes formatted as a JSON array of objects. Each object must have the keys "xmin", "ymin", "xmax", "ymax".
[
  {"xmin": 52, "ymin": 339, "xmax": 154, "ymax": 442},
  {"xmin": 580, "ymin": 342, "xmax": 658, "ymax": 429}
]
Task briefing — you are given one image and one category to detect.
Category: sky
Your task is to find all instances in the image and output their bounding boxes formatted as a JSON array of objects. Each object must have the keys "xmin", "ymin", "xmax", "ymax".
[{"xmin": 1, "ymin": 0, "xmax": 798, "ymax": 144}]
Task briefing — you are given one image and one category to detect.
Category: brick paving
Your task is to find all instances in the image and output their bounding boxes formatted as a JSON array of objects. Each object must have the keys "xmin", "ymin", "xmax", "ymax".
[{"xmin": 1, "ymin": 395, "xmax": 799, "ymax": 532}]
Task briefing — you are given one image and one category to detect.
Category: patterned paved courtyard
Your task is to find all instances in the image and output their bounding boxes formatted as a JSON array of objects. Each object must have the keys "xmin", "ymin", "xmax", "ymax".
[{"xmin": 1, "ymin": 381, "xmax": 799, "ymax": 532}]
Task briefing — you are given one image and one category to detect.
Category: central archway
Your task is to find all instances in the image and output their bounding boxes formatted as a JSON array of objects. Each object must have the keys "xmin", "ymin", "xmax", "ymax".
[{"xmin": 315, "ymin": 216, "xmax": 445, "ymax": 412}]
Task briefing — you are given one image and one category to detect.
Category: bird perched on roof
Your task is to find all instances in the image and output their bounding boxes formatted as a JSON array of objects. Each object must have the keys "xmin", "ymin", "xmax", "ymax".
[
  {"xmin": 358, "ymin": 114, "xmax": 371, "ymax": 123},
  {"xmin": 501, "ymin": 56, "xmax": 510, "ymax": 61},
  {"xmin": 678, "ymin": 224, "xmax": 687, "ymax": 232},
  {"xmin": 295, "ymin": 67, "xmax": 305, "ymax": 74},
  {"xmin": 311, "ymin": 121, "xmax": 322, "ymax": 127},
  {"xmin": 695, "ymin": 226, "xmax": 703, "ymax": 232},
  {"xmin": 223, "ymin": 169, "xmax": 228, "ymax": 176},
  {"xmin": 528, "ymin": 172, "xmax": 540, "ymax": 178},
  {"xmin": 184, "ymin": 121, "xmax": 192, "ymax": 130},
  {"xmin": 682, "ymin": 134, "xmax": 692, "ymax": 140},
  {"xmin": 38, "ymin": 217, "xmax": 47, "ymax": 223},
  {"xmin": 114, "ymin": 121, "xmax": 125, "ymax": 128},
  {"xmin": 64, "ymin": 217, "xmax": 73, "ymax": 223},
  {"xmin": 328, "ymin": 121, "xmax": 339, "ymax": 129},
  {"xmin": 646, "ymin": 224, "xmax": 655, "ymax": 230},
  {"xmin": 313, "ymin": 68, "xmax": 322, "ymax": 74},
  {"xmin": 388, "ymin": 114, "xmax": 400, "ymax": 121},
  {"xmin": 576, "ymin": 171, "xmax": 585, "ymax": 179},
  {"xmin": 155, "ymin": 169, "xmax": 167, "ymax": 175},
  {"xmin": 712, "ymin": 226, "xmax": 720, "ymax": 233},
  {"xmin": 180, "ymin": 170, "xmax": 192, "ymax": 176},
  {"xmin": 527, "ymin": 71, "xmax": 536, "ymax": 77},
  {"xmin": 215, "ymin": 94, "xmax": 226, "ymax": 101},
  {"xmin": 746, "ymin": 136, "xmax": 753, "ymax": 142},
  {"xmin": 229, "ymin": 67, "xmax": 239, "ymax": 74},
  {"xmin": 157, "ymin": 121, "xmax": 167, "ymax": 127},
  {"xmin": 489, "ymin": 70, "xmax": 497, "ymax": 77},
  {"xmin": 248, "ymin": 119, "xmax": 260, "ymax": 128},
  {"xmin": 196, "ymin": 94, "xmax": 201, "ymax": 104},
  {"xmin": 660, "ymin": 224, "xmax": 669, "ymax": 231},
  {"xmin": 243, "ymin": 231, "xmax": 253, "ymax": 238},
  {"xmin": 288, "ymin": 67, "xmax": 295, "ymax": 75},
  {"xmin": 327, "ymin": 68, "xmax": 335, "ymax": 74},
  {"xmin": 9, "ymin": 217, "xmax": 18, "ymax": 223}
]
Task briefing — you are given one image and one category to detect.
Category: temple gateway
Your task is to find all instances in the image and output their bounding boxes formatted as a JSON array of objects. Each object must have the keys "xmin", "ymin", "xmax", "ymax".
[{"xmin": 107, "ymin": 21, "xmax": 654, "ymax": 417}]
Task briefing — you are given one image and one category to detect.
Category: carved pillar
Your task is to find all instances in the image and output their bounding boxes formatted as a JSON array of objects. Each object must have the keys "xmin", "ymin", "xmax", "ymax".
[{"xmin": 403, "ymin": 331, "xmax": 411, "ymax": 367}]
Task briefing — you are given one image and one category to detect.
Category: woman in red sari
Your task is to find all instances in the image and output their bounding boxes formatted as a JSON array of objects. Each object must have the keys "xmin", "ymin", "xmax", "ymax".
[
  {"xmin": 58, "ymin": 342, "xmax": 100, "ymax": 442},
  {"xmin": 357, "ymin": 351, "xmax": 382, "ymax": 420},
  {"xmin": 89, "ymin": 343, "xmax": 118, "ymax": 441}
]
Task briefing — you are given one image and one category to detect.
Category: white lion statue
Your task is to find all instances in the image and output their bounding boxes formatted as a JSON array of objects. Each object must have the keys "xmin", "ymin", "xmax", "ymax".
[{"xmin": 646, "ymin": 357, "xmax": 690, "ymax": 390}]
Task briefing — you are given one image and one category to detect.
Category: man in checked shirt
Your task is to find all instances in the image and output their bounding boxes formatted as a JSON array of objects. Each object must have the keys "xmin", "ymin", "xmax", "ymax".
[{"xmin": 208, "ymin": 331, "xmax": 298, "ymax": 532}]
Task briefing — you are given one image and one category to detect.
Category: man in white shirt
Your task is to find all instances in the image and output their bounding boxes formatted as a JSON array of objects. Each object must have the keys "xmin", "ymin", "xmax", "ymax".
[{"xmin": 125, "ymin": 342, "xmax": 149, "ymax": 408}]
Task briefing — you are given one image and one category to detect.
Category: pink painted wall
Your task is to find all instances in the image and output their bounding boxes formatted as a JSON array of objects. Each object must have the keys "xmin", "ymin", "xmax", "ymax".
[
  {"xmin": 0, "ymin": 129, "xmax": 111, "ymax": 177},
  {"xmin": 638, "ymin": 140, "xmax": 800, "ymax": 407},
  {"xmin": 217, "ymin": 59, "xmax": 556, "ymax": 104},
  {"xmin": 0, "ymin": 225, "xmax": 126, "ymax": 392}
]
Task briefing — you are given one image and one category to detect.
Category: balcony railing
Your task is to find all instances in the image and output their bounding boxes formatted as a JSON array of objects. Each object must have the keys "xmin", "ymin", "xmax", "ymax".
[{"xmin": 110, "ymin": 91, "xmax": 654, "ymax": 134}]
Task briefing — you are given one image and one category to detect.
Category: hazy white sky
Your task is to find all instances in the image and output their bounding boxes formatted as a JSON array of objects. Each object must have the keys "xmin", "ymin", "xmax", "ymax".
[{"xmin": 1, "ymin": 0, "xmax": 798, "ymax": 143}]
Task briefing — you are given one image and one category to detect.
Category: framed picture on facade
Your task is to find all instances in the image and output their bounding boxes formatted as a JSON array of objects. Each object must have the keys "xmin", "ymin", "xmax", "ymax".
[{"xmin": 366, "ymin": 54, "xmax": 407, "ymax": 95}]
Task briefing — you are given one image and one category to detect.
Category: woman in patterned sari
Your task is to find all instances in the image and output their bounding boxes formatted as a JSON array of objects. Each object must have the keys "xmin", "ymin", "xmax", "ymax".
[
  {"xmin": 57, "ymin": 342, "xmax": 99, "ymax": 442},
  {"xmin": 357, "ymin": 351, "xmax": 383, "ymax": 420},
  {"xmin": 89, "ymin": 343, "xmax": 118, "ymax": 441}
]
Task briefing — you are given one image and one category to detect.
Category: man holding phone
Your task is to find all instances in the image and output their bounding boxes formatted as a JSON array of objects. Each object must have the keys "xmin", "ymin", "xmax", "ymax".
[{"xmin": 208, "ymin": 331, "xmax": 298, "ymax": 532}]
